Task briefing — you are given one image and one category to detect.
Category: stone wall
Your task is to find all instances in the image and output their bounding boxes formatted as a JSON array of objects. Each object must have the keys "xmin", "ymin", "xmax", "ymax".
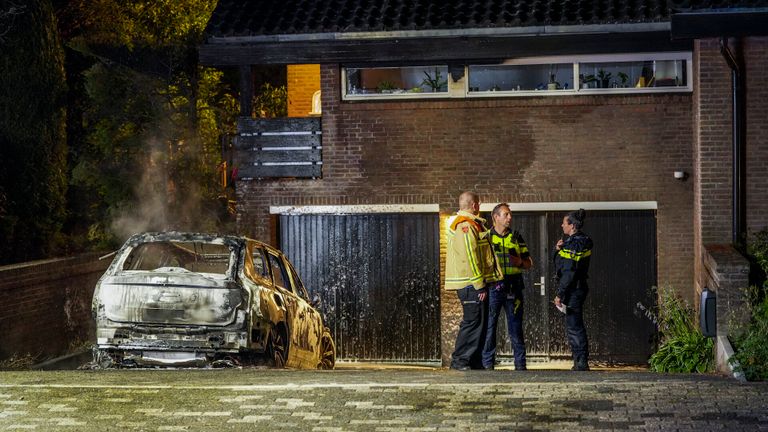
[{"xmin": 0, "ymin": 253, "xmax": 110, "ymax": 361}]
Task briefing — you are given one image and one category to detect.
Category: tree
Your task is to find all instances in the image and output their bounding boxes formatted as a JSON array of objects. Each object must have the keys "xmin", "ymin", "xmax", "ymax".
[
  {"xmin": 0, "ymin": 0, "xmax": 68, "ymax": 264},
  {"xmin": 60, "ymin": 0, "xmax": 238, "ymax": 248}
]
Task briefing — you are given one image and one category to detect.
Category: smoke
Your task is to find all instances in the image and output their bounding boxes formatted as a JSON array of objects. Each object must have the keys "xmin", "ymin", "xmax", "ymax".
[{"xmin": 110, "ymin": 134, "xmax": 215, "ymax": 241}]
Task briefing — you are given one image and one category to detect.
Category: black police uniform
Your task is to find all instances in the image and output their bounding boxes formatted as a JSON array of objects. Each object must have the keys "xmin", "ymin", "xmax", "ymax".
[{"xmin": 554, "ymin": 231, "xmax": 593, "ymax": 370}]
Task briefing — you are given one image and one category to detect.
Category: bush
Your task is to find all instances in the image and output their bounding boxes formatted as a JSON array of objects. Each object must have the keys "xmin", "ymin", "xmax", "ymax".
[
  {"xmin": 649, "ymin": 285, "xmax": 714, "ymax": 373},
  {"xmin": 729, "ymin": 230, "xmax": 768, "ymax": 381},
  {"xmin": 729, "ymin": 287, "xmax": 768, "ymax": 381}
]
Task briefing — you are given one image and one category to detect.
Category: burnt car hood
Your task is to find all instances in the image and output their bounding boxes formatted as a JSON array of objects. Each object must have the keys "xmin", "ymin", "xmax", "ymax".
[{"xmin": 98, "ymin": 271, "xmax": 243, "ymax": 326}]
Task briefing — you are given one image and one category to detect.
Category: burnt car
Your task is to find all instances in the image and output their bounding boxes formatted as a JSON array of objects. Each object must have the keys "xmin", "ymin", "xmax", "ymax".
[{"xmin": 92, "ymin": 232, "xmax": 335, "ymax": 369}]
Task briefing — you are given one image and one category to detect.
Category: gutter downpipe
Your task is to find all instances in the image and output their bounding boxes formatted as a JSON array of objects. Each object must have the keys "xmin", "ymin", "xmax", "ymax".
[{"xmin": 720, "ymin": 37, "xmax": 747, "ymax": 250}]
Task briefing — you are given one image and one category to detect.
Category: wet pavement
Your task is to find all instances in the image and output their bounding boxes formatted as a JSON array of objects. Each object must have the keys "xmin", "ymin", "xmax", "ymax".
[{"xmin": 1, "ymin": 366, "xmax": 767, "ymax": 431}]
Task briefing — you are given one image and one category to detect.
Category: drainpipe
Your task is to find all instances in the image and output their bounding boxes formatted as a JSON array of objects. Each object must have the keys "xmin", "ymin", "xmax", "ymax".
[{"xmin": 720, "ymin": 37, "xmax": 747, "ymax": 250}]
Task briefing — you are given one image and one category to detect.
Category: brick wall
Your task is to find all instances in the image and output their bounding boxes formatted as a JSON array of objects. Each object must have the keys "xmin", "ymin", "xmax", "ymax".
[
  {"xmin": 287, "ymin": 64, "xmax": 320, "ymax": 117},
  {"xmin": 701, "ymin": 244, "xmax": 749, "ymax": 336},
  {"xmin": 694, "ymin": 37, "xmax": 768, "ymax": 302},
  {"xmin": 745, "ymin": 37, "xmax": 768, "ymax": 237},
  {"xmin": 0, "ymin": 253, "xmax": 110, "ymax": 361}
]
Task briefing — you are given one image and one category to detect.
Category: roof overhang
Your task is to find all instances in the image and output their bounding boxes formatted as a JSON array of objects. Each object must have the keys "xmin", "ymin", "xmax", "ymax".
[
  {"xmin": 671, "ymin": 8, "xmax": 768, "ymax": 39},
  {"xmin": 200, "ymin": 22, "xmax": 691, "ymax": 66}
]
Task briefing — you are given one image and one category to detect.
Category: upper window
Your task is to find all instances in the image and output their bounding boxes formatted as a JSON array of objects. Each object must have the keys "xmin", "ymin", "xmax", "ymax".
[
  {"xmin": 342, "ymin": 53, "xmax": 691, "ymax": 100},
  {"xmin": 468, "ymin": 63, "xmax": 574, "ymax": 93},
  {"xmin": 343, "ymin": 65, "xmax": 450, "ymax": 99}
]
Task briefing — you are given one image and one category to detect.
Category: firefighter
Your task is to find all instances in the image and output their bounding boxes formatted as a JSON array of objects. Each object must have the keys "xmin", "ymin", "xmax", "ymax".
[
  {"xmin": 554, "ymin": 209, "xmax": 593, "ymax": 371},
  {"xmin": 445, "ymin": 191, "xmax": 502, "ymax": 370},
  {"xmin": 482, "ymin": 203, "xmax": 533, "ymax": 370}
]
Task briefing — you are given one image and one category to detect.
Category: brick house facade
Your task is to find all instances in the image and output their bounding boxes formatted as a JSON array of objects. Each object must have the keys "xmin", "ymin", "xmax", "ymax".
[{"xmin": 202, "ymin": 1, "xmax": 768, "ymax": 364}]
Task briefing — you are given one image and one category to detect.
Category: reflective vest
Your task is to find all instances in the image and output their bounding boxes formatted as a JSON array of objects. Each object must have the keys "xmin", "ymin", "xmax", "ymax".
[
  {"xmin": 488, "ymin": 229, "xmax": 529, "ymax": 277},
  {"xmin": 445, "ymin": 211, "xmax": 503, "ymax": 290}
]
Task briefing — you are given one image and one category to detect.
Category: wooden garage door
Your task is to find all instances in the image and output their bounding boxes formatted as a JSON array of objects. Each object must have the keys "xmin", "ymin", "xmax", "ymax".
[{"xmin": 279, "ymin": 213, "xmax": 441, "ymax": 361}]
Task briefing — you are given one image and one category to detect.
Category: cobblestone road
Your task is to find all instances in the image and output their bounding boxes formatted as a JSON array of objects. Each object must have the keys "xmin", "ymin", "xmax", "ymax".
[{"xmin": 1, "ymin": 367, "xmax": 766, "ymax": 431}]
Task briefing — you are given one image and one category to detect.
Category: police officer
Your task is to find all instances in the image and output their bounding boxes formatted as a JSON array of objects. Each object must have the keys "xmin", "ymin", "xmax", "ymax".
[
  {"xmin": 445, "ymin": 192, "xmax": 502, "ymax": 370},
  {"xmin": 482, "ymin": 203, "xmax": 532, "ymax": 371},
  {"xmin": 554, "ymin": 209, "xmax": 593, "ymax": 371}
]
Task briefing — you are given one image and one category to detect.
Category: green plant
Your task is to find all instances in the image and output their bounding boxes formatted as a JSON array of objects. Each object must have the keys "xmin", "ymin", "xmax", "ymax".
[
  {"xmin": 648, "ymin": 285, "xmax": 714, "ymax": 373},
  {"xmin": 729, "ymin": 285, "xmax": 768, "ymax": 381},
  {"xmin": 581, "ymin": 74, "xmax": 597, "ymax": 88},
  {"xmin": 252, "ymin": 83, "xmax": 287, "ymax": 118},
  {"xmin": 421, "ymin": 69, "xmax": 447, "ymax": 92},
  {"xmin": 617, "ymin": 72, "xmax": 629, "ymax": 87},
  {"xmin": 597, "ymin": 69, "xmax": 613, "ymax": 88},
  {"xmin": 376, "ymin": 80, "xmax": 397, "ymax": 92}
]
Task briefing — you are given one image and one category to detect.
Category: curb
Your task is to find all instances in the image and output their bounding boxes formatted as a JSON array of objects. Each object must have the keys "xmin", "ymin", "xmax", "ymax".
[{"xmin": 715, "ymin": 335, "xmax": 746, "ymax": 382}]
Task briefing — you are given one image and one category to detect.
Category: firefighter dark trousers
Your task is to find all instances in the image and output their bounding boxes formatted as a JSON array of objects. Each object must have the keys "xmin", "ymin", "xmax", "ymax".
[
  {"xmin": 565, "ymin": 285, "xmax": 589, "ymax": 367},
  {"xmin": 482, "ymin": 284, "xmax": 526, "ymax": 369},
  {"xmin": 451, "ymin": 286, "xmax": 488, "ymax": 369}
]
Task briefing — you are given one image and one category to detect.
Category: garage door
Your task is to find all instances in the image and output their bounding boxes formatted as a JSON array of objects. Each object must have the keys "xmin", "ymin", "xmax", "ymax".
[
  {"xmin": 279, "ymin": 213, "xmax": 441, "ymax": 361},
  {"xmin": 489, "ymin": 210, "xmax": 658, "ymax": 364}
]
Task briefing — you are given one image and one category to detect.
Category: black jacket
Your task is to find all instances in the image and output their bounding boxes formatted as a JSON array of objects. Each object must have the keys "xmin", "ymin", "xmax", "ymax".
[{"xmin": 554, "ymin": 231, "xmax": 593, "ymax": 301}]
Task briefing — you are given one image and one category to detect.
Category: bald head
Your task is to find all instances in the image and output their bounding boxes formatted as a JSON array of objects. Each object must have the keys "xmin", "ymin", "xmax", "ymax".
[{"xmin": 459, "ymin": 191, "xmax": 479, "ymax": 212}]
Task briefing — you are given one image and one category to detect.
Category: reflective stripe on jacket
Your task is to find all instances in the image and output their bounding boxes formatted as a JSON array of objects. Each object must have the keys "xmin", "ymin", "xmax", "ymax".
[
  {"xmin": 489, "ymin": 229, "xmax": 530, "ymax": 276},
  {"xmin": 554, "ymin": 231, "xmax": 593, "ymax": 299},
  {"xmin": 445, "ymin": 211, "xmax": 503, "ymax": 290}
]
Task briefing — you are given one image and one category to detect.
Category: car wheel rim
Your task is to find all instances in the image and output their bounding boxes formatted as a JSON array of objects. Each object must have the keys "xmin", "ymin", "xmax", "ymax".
[
  {"xmin": 269, "ymin": 329, "xmax": 286, "ymax": 368},
  {"xmin": 319, "ymin": 335, "xmax": 335, "ymax": 370}
]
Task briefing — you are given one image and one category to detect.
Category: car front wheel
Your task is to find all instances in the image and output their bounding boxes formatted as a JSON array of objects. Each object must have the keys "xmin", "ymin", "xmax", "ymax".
[{"xmin": 318, "ymin": 330, "xmax": 336, "ymax": 370}]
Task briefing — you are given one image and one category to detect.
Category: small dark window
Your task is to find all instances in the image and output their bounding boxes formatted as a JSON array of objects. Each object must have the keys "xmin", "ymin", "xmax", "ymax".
[
  {"xmin": 269, "ymin": 253, "xmax": 291, "ymax": 291},
  {"xmin": 252, "ymin": 248, "xmax": 270, "ymax": 279},
  {"xmin": 287, "ymin": 261, "xmax": 310, "ymax": 301}
]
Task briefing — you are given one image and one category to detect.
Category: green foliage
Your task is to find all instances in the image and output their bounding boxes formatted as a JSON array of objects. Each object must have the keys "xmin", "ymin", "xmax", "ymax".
[
  {"xmin": 61, "ymin": 0, "xmax": 238, "ymax": 247},
  {"xmin": 0, "ymin": 0, "xmax": 68, "ymax": 264},
  {"xmin": 421, "ymin": 69, "xmax": 447, "ymax": 92},
  {"xmin": 748, "ymin": 228, "xmax": 768, "ymax": 288},
  {"xmin": 649, "ymin": 285, "xmax": 714, "ymax": 373},
  {"xmin": 252, "ymin": 83, "xmax": 287, "ymax": 118},
  {"xmin": 729, "ymin": 286, "xmax": 768, "ymax": 381}
]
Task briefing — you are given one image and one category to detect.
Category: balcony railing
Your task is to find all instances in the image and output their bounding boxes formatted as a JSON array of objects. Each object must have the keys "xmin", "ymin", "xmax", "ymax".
[{"xmin": 233, "ymin": 117, "xmax": 322, "ymax": 179}]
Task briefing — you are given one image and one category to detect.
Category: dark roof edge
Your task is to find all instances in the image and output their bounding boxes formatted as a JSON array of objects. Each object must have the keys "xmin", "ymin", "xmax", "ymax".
[
  {"xmin": 671, "ymin": 7, "xmax": 768, "ymax": 38},
  {"xmin": 205, "ymin": 22, "xmax": 671, "ymax": 44}
]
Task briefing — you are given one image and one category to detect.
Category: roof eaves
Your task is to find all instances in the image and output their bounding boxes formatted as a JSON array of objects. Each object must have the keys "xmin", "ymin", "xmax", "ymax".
[{"xmin": 205, "ymin": 22, "xmax": 672, "ymax": 44}]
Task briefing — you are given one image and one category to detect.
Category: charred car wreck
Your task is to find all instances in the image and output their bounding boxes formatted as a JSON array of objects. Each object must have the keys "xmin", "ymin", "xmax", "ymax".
[{"xmin": 92, "ymin": 232, "xmax": 335, "ymax": 369}]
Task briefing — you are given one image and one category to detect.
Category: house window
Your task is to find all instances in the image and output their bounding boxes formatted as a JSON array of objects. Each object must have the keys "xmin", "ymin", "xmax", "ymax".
[
  {"xmin": 342, "ymin": 53, "xmax": 691, "ymax": 100},
  {"xmin": 578, "ymin": 59, "xmax": 687, "ymax": 90},
  {"xmin": 343, "ymin": 66, "xmax": 450, "ymax": 99},
  {"xmin": 468, "ymin": 63, "xmax": 574, "ymax": 93}
]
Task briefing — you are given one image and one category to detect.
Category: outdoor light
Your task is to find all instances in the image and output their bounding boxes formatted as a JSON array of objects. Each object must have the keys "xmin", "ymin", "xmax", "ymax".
[{"xmin": 674, "ymin": 171, "xmax": 688, "ymax": 180}]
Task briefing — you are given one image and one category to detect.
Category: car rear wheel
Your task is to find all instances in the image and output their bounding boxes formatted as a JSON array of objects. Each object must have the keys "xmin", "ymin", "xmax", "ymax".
[
  {"xmin": 267, "ymin": 326, "xmax": 287, "ymax": 368},
  {"xmin": 318, "ymin": 330, "xmax": 336, "ymax": 370}
]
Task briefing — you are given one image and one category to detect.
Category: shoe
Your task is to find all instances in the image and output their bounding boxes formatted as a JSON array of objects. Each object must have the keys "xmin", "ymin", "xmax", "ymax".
[
  {"xmin": 450, "ymin": 364, "xmax": 470, "ymax": 371},
  {"xmin": 571, "ymin": 364, "xmax": 590, "ymax": 371},
  {"xmin": 515, "ymin": 365, "xmax": 527, "ymax": 371},
  {"xmin": 483, "ymin": 365, "xmax": 494, "ymax": 371}
]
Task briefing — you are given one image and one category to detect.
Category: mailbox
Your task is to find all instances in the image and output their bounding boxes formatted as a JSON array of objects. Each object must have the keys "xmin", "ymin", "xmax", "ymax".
[{"xmin": 700, "ymin": 288, "xmax": 717, "ymax": 337}]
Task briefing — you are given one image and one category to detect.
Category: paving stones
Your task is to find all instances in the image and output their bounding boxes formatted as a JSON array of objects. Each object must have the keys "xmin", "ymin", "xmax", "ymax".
[{"xmin": 0, "ymin": 369, "xmax": 766, "ymax": 431}]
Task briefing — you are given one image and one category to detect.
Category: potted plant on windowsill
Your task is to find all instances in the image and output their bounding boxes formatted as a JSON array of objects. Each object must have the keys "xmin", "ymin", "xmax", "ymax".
[
  {"xmin": 376, "ymin": 80, "xmax": 397, "ymax": 94},
  {"xmin": 581, "ymin": 74, "xmax": 597, "ymax": 89},
  {"xmin": 421, "ymin": 69, "xmax": 447, "ymax": 93},
  {"xmin": 597, "ymin": 69, "xmax": 612, "ymax": 88}
]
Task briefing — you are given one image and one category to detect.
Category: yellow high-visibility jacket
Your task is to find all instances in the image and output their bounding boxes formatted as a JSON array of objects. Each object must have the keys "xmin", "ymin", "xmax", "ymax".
[{"xmin": 445, "ymin": 211, "xmax": 503, "ymax": 291}]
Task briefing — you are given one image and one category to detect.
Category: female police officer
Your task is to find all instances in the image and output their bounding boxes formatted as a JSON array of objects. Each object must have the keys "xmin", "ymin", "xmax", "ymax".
[{"xmin": 553, "ymin": 209, "xmax": 593, "ymax": 371}]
